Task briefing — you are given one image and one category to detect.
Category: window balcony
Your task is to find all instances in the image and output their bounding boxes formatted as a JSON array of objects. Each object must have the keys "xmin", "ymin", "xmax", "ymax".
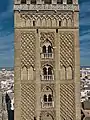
[
  {"xmin": 42, "ymin": 101, "xmax": 54, "ymax": 108},
  {"xmin": 41, "ymin": 75, "xmax": 54, "ymax": 81},
  {"xmin": 41, "ymin": 53, "xmax": 53, "ymax": 59}
]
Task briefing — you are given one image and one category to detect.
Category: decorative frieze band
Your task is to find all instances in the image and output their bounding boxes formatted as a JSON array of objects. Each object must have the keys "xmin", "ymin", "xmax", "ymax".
[{"xmin": 14, "ymin": 4, "xmax": 79, "ymax": 11}]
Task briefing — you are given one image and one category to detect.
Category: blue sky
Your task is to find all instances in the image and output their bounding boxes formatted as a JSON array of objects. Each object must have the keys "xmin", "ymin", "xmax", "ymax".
[{"xmin": 0, "ymin": 0, "xmax": 90, "ymax": 67}]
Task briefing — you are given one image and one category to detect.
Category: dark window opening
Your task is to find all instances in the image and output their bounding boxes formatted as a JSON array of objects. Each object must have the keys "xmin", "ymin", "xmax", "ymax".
[
  {"xmin": 44, "ymin": 0, "xmax": 52, "ymax": 4},
  {"xmin": 59, "ymin": 21, "xmax": 61, "ymax": 26},
  {"xmin": 34, "ymin": 117, "xmax": 36, "ymax": 120},
  {"xmin": 57, "ymin": 0, "xmax": 63, "ymax": 4},
  {"xmin": 31, "ymin": 0, "xmax": 36, "ymax": 4},
  {"xmin": 44, "ymin": 95, "xmax": 47, "ymax": 102},
  {"xmin": 48, "ymin": 94, "xmax": 52, "ymax": 102},
  {"xmin": 37, "ymin": 29, "xmax": 38, "ymax": 33},
  {"xmin": 48, "ymin": 45, "xmax": 52, "ymax": 53},
  {"xmin": 43, "ymin": 67, "xmax": 47, "ymax": 75},
  {"xmin": 67, "ymin": 0, "xmax": 73, "ymax": 4},
  {"xmin": 33, "ymin": 21, "xmax": 35, "ymax": 26},
  {"xmin": 56, "ymin": 29, "xmax": 58, "ymax": 33},
  {"xmin": 48, "ymin": 67, "xmax": 52, "ymax": 75},
  {"xmin": 21, "ymin": 0, "xmax": 26, "ymax": 4},
  {"xmin": 43, "ymin": 45, "xmax": 46, "ymax": 53}
]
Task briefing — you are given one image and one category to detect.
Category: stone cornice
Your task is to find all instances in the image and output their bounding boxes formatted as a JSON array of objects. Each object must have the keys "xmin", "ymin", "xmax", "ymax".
[{"xmin": 14, "ymin": 4, "xmax": 79, "ymax": 12}]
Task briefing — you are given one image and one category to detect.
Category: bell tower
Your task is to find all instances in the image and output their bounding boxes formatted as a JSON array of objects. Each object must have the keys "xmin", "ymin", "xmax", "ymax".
[{"xmin": 14, "ymin": 0, "xmax": 80, "ymax": 120}]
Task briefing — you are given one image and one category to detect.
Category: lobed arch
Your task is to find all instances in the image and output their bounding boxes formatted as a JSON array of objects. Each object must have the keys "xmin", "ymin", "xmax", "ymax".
[
  {"xmin": 40, "ymin": 113, "xmax": 54, "ymax": 120},
  {"xmin": 42, "ymin": 86, "xmax": 53, "ymax": 92}
]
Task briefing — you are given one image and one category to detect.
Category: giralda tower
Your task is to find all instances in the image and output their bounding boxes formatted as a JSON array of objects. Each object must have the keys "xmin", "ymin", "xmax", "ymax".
[{"xmin": 14, "ymin": 0, "xmax": 80, "ymax": 120}]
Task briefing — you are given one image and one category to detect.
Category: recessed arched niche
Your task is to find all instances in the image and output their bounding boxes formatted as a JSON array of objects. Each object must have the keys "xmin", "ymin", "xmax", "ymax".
[
  {"xmin": 66, "ymin": 66, "xmax": 73, "ymax": 80},
  {"xmin": 21, "ymin": 66, "xmax": 34, "ymax": 81},
  {"xmin": 60, "ymin": 66, "xmax": 66, "ymax": 80}
]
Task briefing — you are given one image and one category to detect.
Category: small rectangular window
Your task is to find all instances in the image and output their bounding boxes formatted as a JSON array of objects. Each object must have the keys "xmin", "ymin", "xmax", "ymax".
[
  {"xmin": 21, "ymin": 0, "xmax": 26, "ymax": 4},
  {"xmin": 33, "ymin": 21, "xmax": 35, "ymax": 26},
  {"xmin": 44, "ymin": 0, "xmax": 52, "ymax": 4},
  {"xmin": 31, "ymin": 0, "xmax": 36, "ymax": 4},
  {"xmin": 67, "ymin": 0, "xmax": 72, "ymax": 4},
  {"xmin": 57, "ymin": 0, "xmax": 63, "ymax": 4},
  {"xmin": 59, "ymin": 21, "xmax": 61, "ymax": 26},
  {"xmin": 56, "ymin": 29, "xmax": 58, "ymax": 33}
]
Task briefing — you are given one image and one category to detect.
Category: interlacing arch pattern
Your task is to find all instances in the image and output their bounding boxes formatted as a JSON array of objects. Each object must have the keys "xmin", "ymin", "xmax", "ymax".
[
  {"xmin": 40, "ymin": 32, "xmax": 55, "ymax": 46},
  {"xmin": 20, "ymin": 12, "xmax": 73, "ymax": 27},
  {"xmin": 59, "ymin": 32, "xmax": 74, "ymax": 68},
  {"xmin": 60, "ymin": 84, "xmax": 75, "ymax": 120},
  {"xmin": 21, "ymin": 83, "xmax": 36, "ymax": 120},
  {"xmin": 21, "ymin": 32, "xmax": 36, "ymax": 68}
]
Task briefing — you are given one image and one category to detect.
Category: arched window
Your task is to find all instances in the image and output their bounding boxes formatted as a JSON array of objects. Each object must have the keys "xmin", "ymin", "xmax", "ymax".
[
  {"xmin": 21, "ymin": 0, "xmax": 26, "ymax": 4},
  {"xmin": 48, "ymin": 94, "xmax": 52, "ymax": 102},
  {"xmin": 67, "ymin": 0, "xmax": 73, "ymax": 4},
  {"xmin": 41, "ymin": 41, "xmax": 53, "ymax": 58},
  {"xmin": 44, "ymin": 95, "xmax": 47, "ymax": 102},
  {"xmin": 48, "ymin": 45, "xmax": 52, "ymax": 53},
  {"xmin": 43, "ymin": 45, "xmax": 46, "ymax": 53},
  {"xmin": 41, "ymin": 86, "xmax": 54, "ymax": 108},
  {"xmin": 44, "ymin": 0, "xmax": 52, "ymax": 4},
  {"xmin": 57, "ymin": 0, "xmax": 63, "ymax": 4},
  {"xmin": 43, "ymin": 67, "xmax": 47, "ymax": 75},
  {"xmin": 42, "ymin": 65, "xmax": 54, "ymax": 80}
]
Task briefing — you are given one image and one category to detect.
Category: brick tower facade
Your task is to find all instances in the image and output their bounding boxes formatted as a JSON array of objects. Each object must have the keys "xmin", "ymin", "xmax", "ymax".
[{"xmin": 14, "ymin": 0, "xmax": 80, "ymax": 120}]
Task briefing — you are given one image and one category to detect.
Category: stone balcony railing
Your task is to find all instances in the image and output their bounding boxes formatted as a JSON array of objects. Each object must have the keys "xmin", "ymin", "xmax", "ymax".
[
  {"xmin": 14, "ymin": 4, "xmax": 79, "ymax": 11},
  {"xmin": 41, "ymin": 53, "xmax": 54, "ymax": 59},
  {"xmin": 42, "ymin": 101, "xmax": 54, "ymax": 108},
  {"xmin": 41, "ymin": 75, "xmax": 54, "ymax": 81}
]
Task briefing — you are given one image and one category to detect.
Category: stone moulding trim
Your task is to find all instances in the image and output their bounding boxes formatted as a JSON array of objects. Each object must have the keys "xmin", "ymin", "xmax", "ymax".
[{"xmin": 14, "ymin": 4, "xmax": 79, "ymax": 11}]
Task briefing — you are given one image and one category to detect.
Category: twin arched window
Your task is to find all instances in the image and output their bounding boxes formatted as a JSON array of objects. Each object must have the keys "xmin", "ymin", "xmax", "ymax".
[
  {"xmin": 44, "ymin": 94, "xmax": 52, "ymax": 102},
  {"xmin": 43, "ymin": 65, "xmax": 52, "ymax": 76},
  {"xmin": 42, "ymin": 40, "xmax": 53, "ymax": 58},
  {"xmin": 43, "ymin": 45, "xmax": 52, "ymax": 54}
]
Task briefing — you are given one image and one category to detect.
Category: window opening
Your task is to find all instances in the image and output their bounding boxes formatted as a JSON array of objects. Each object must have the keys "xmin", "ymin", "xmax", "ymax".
[
  {"xmin": 34, "ymin": 117, "xmax": 36, "ymax": 120},
  {"xmin": 57, "ymin": 0, "xmax": 63, "ymax": 4},
  {"xmin": 48, "ymin": 67, "xmax": 52, "ymax": 75},
  {"xmin": 48, "ymin": 94, "xmax": 52, "ymax": 102},
  {"xmin": 48, "ymin": 45, "xmax": 52, "ymax": 53},
  {"xmin": 44, "ymin": 0, "xmax": 52, "ymax": 4},
  {"xmin": 33, "ymin": 21, "xmax": 35, "ymax": 26},
  {"xmin": 21, "ymin": 0, "xmax": 26, "ymax": 4},
  {"xmin": 59, "ymin": 21, "xmax": 61, "ymax": 26},
  {"xmin": 31, "ymin": 0, "xmax": 36, "ymax": 4},
  {"xmin": 43, "ymin": 45, "xmax": 46, "ymax": 53},
  {"xmin": 44, "ymin": 95, "xmax": 47, "ymax": 102},
  {"xmin": 43, "ymin": 67, "xmax": 47, "ymax": 75},
  {"xmin": 67, "ymin": 0, "xmax": 72, "ymax": 4}
]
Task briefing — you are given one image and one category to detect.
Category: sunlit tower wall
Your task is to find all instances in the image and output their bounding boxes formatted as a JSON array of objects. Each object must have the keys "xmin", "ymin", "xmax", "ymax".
[{"xmin": 14, "ymin": 0, "xmax": 80, "ymax": 120}]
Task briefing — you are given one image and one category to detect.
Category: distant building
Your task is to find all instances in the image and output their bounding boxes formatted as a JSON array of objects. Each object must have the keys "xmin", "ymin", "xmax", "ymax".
[
  {"xmin": 81, "ymin": 101, "xmax": 90, "ymax": 120},
  {"xmin": 5, "ymin": 93, "xmax": 14, "ymax": 120}
]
